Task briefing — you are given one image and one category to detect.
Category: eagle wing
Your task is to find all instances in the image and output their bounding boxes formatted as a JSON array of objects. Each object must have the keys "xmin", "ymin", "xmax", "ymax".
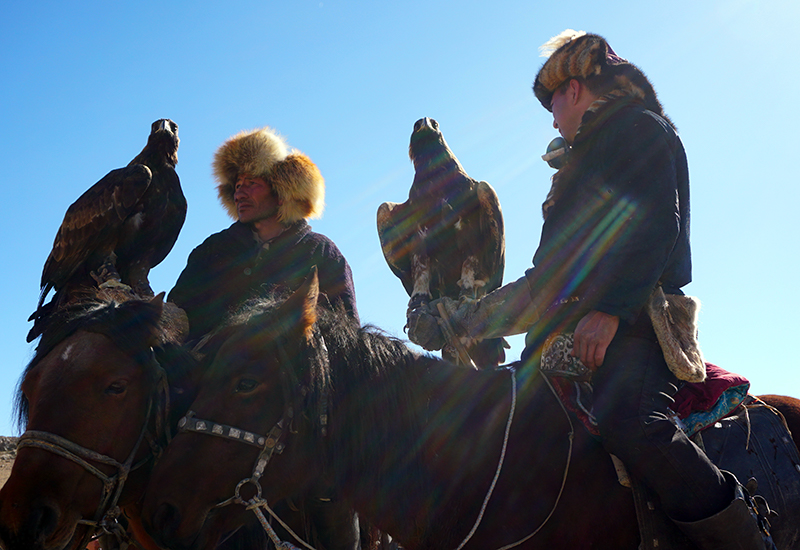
[
  {"xmin": 377, "ymin": 200, "xmax": 417, "ymax": 296},
  {"xmin": 39, "ymin": 164, "xmax": 152, "ymax": 299},
  {"xmin": 474, "ymin": 180, "xmax": 505, "ymax": 293}
]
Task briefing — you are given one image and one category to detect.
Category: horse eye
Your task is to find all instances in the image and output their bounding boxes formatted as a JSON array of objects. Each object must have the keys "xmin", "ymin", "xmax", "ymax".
[
  {"xmin": 106, "ymin": 381, "xmax": 128, "ymax": 395},
  {"xmin": 235, "ymin": 379, "xmax": 258, "ymax": 393}
]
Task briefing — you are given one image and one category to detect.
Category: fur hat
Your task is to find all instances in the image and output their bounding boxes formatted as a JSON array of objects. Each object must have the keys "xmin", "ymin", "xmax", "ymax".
[
  {"xmin": 533, "ymin": 30, "xmax": 666, "ymax": 119},
  {"xmin": 213, "ymin": 127, "xmax": 325, "ymax": 223}
]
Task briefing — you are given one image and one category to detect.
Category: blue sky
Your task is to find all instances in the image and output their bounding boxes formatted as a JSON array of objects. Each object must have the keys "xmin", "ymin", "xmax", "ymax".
[{"xmin": 1, "ymin": 0, "xmax": 798, "ymax": 436}]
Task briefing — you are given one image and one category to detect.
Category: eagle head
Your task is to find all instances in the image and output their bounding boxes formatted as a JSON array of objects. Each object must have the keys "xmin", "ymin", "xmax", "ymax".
[
  {"xmin": 408, "ymin": 117, "xmax": 463, "ymax": 177},
  {"xmin": 145, "ymin": 118, "xmax": 180, "ymax": 167}
]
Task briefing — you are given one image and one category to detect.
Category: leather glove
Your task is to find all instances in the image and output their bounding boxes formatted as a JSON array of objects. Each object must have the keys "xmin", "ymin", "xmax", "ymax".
[
  {"xmin": 428, "ymin": 296, "xmax": 479, "ymax": 341},
  {"xmin": 407, "ymin": 275, "xmax": 541, "ymax": 350},
  {"xmin": 437, "ymin": 276, "xmax": 543, "ymax": 341},
  {"xmin": 406, "ymin": 303, "xmax": 447, "ymax": 351}
]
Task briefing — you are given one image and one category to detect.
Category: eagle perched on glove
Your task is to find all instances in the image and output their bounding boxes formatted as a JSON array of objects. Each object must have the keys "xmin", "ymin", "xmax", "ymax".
[
  {"xmin": 377, "ymin": 117, "xmax": 506, "ymax": 367},
  {"xmin": 28, "ymin": 119, "xmax": 186, "ymax": 342}
]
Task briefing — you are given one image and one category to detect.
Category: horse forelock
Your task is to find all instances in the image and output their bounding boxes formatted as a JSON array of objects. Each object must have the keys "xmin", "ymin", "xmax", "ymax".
[{"xmin": 15, "ymin": 296, "xmax": 167, "ymax": 432}]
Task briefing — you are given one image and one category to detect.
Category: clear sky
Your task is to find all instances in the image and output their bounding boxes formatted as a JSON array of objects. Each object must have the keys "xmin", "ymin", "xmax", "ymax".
[{"xmin": 1, "ymin": 0, "xmax": 798, "ymax": 437}]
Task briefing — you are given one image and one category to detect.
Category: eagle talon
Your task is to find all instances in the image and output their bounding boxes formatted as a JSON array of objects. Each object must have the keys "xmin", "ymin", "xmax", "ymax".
[
  {"xmin": 98, "ymin": 280, "xmax": 132, "ymax": 291},
  {"xmin": 407, "ymin": 294, "xmax": 429, "ymax": 313}
]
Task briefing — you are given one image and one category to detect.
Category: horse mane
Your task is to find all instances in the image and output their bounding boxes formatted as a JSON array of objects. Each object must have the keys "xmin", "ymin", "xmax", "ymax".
[
  {"xmin": 320, "ymin": 313, "xmax": 430, "ymax": 462},
  {"xmin": 210, "ymin": 292, "xmax": 439, "ymax": 483},
  {"xmin": 15, "ymin": 292, "xmax": 187, "ymax": 432}
]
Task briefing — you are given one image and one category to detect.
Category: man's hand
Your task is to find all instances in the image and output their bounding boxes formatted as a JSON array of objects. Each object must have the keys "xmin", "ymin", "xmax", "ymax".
[{"xmin": 573, "ymin": 310, "xmax": 619, "ymax": 370}]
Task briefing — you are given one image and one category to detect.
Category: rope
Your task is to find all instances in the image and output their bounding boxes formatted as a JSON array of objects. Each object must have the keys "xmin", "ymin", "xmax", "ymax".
[
  {"xmin": 248, "ymin": 498, "xmax": 314, "ymax": 550},
  {"xmin": 493, "ymin": 373, "xmax": 574, "ymax": 550},
  {"xmin": 453, "ymin": 368, "xmax": 517, "ymax": 550}
]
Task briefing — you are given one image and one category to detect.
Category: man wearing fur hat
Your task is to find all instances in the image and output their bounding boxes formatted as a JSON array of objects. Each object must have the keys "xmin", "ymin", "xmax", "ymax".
[
  {"xmin": 407, "ymin": 31, "xmax": 774, "ymax": 548},
  {"xmin": 169, "ymin": 126, "xmax": 358, "ymax": 342},
  {"xmin": 169, "ymin": 126, "xmax": 360, "ymax": 550}
]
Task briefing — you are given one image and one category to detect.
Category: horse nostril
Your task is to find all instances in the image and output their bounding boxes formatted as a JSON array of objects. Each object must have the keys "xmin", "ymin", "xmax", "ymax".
[
  {"xmin": 152, "ymin": 501, "xmax": 181, "ymax": 536},
  {"xmin": 23, "ymin": 502, "xmax": 59, "ymax": 545}
]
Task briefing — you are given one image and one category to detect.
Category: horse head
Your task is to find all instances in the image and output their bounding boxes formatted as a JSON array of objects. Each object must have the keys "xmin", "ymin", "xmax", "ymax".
[
  {"xmin": 142, "ymin": 268, "xmax": 328, "ymax": 550},
  {"xmin": 0, "ymin": 292, "xmax": 194, "ymax": 550}
]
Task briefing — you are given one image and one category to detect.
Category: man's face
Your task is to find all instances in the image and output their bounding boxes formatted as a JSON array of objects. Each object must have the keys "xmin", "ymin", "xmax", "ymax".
[
  {"xmin": 550, "ymin": 81, "xmax": 583, "ymax": 144},
  {"xmin": 233, "ymin": 174, "xmax": 280, "ymax": 224}
]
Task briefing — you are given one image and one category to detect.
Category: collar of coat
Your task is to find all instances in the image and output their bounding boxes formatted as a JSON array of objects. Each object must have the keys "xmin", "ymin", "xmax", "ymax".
[
  {"xmin": 228, "ymin": 219, "xmax": 311, "ymax": 250},
  {"xmin": 541, "ymin": 92, "xmax": 642, "ymax": 219}
]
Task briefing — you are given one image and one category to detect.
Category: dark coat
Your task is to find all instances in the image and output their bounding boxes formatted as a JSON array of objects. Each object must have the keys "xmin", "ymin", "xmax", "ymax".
[
  {"xmin": 525, "ymin": 99, "xmax": 691, "ymax": 329},
  {"xmin": 169, "ymin": 220, "xmax": 358, "ymax": 342}
]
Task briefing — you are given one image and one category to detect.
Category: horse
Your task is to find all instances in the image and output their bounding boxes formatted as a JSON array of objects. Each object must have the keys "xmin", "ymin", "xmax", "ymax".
[
  {"xmin": 0, "ymin": 290, "xmax": 200, "ymax": 550},
  {"xmin": 140, "ymin": 270, "xmax": 800, "ymax": 550}
]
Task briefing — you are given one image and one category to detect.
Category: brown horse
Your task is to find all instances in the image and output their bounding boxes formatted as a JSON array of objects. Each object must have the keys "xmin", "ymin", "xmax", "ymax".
[
  {"xmin": 0, "ymin": 292, "xmax": 199, "ymax": 550},
  {"xmin": 141, "ymin": 271, "xmax": 800, "ymax": 550}
]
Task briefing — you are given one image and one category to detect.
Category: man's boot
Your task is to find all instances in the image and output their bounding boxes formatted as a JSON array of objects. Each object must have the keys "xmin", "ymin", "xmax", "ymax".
[{"xmin": 673, "ymin": 472, "xmax": 776, "ymax": 550}]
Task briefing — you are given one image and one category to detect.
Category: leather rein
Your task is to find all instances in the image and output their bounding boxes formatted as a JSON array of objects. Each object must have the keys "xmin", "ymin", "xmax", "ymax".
[{"xmin": 16, "ymin": 349, "xmax": 171, "ymax": 550}]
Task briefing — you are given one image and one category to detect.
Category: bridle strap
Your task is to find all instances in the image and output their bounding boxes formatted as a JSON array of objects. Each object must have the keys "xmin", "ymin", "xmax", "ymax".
[
  {"xmin": 17, "ymin": 431, "xmax": 130, "ymax": 483},
  {"xmin": 175, "ymin": 334, "xmax": 328, "ymax": 550},
  {"xmin": 16, "ymin": 350, "xmax": 170, "ymax": 549},
  {"xmin": 178, "ymin": 411, "xmax": 274, "ymax": 449}
]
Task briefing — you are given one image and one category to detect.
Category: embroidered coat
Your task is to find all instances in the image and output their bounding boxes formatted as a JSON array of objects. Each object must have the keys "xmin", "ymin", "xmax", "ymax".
[
  {"xmin": 169, "ymin": 220, "xmax": 358, "ymax": 342},
  {"xmin": 524, "ymin": 98, "xmax": 691, "ymax": 334}
]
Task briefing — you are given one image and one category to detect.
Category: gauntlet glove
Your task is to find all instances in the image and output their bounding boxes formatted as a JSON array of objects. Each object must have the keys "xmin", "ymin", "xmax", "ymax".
[{"xmin": 406, "ymin": 276, "xmax": 542, "ymax": 350}]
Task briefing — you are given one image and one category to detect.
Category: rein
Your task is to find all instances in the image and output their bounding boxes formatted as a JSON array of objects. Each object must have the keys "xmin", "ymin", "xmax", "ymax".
[
  {"xmin": 16, "ymin": 350, "xmax": 170, "ymax": 550},
  {"xmin": 492, "ymin": 371, "xmax": 574, "ymax": 550},
  {"xmin": 175, "ymin": 327, "xmax": 574, "ymax": 550},
  {"xmin": 445, "ymin": 367, "xmax": 573, "ymax": 550}
]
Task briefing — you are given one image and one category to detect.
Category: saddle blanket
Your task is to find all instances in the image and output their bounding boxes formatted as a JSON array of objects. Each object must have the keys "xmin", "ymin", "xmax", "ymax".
[{"xmin": 546, "ymin": 362, "xmax": 749, "ymax": 437}]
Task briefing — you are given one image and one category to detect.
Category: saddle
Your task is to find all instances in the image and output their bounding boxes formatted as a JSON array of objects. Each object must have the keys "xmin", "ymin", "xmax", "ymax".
[
  {"xmin": 631, "ymin": 397, "xmax": 800, "ymax": 549},
  {"xmin": 538, "ymin": 341, "xmax": 800, "ymax": 549}
]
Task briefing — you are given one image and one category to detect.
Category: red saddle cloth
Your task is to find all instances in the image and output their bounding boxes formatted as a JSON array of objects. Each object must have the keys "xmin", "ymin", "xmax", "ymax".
[
  {"xmin": 546, "ymin": 361, "xmax": 750, "ymax": 437},
  {"xmin": 672, "ymin": 362, "xmax": 749, "ymax": 420}
]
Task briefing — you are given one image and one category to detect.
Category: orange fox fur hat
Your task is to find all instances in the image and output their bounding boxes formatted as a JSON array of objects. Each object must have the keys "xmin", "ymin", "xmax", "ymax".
[{"xmin": 213, "ymin": 126, "xmax": 324, "ymax": 223}]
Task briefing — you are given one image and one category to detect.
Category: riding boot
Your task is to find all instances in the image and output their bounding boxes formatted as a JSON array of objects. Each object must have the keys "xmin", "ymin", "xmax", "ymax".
[
  {"xmin": 306, "ymin": 496, "xmax": 360, "ymax": 550},
  {"xmin": 672, "ymin": 471, "xmax": 777, "ymax": 550}
]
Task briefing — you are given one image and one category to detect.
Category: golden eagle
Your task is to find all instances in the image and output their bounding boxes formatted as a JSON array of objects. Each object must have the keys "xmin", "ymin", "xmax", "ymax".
[
  {"xmin": 377, "ymin": 117, "xmax": 505, "ymax": 367},
  {"xmin": 28, "ymin": 119, "xmax": 186, "ymax": 342}
]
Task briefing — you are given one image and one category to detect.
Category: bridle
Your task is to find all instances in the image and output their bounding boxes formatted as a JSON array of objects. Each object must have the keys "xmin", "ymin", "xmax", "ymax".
[
  {"xmin": 16, "ymin": 349, "xmax": 171, "ymax": 550},
  {"xmin": 176, "ymin": 333, "xmax": 327, "ymax": 550},
  {"xmin": 173, "ymin": 330, "xmax": 574, "ymax": 550}
]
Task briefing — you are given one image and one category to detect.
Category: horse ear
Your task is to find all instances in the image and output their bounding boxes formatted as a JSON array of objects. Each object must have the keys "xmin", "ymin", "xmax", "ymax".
[
  {"xmin": 277, "ymin": 266, "xmax": 319, "ymax": 341},
  {"xmin": 149, "ymin": 292, "xmax": 166, "ymax": 315}
]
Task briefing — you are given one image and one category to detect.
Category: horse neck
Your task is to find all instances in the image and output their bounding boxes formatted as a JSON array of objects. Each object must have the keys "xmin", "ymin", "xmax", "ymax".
[{"xmin": 326, "ymin": 342, "xmax": 516, "ymax": 546}]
